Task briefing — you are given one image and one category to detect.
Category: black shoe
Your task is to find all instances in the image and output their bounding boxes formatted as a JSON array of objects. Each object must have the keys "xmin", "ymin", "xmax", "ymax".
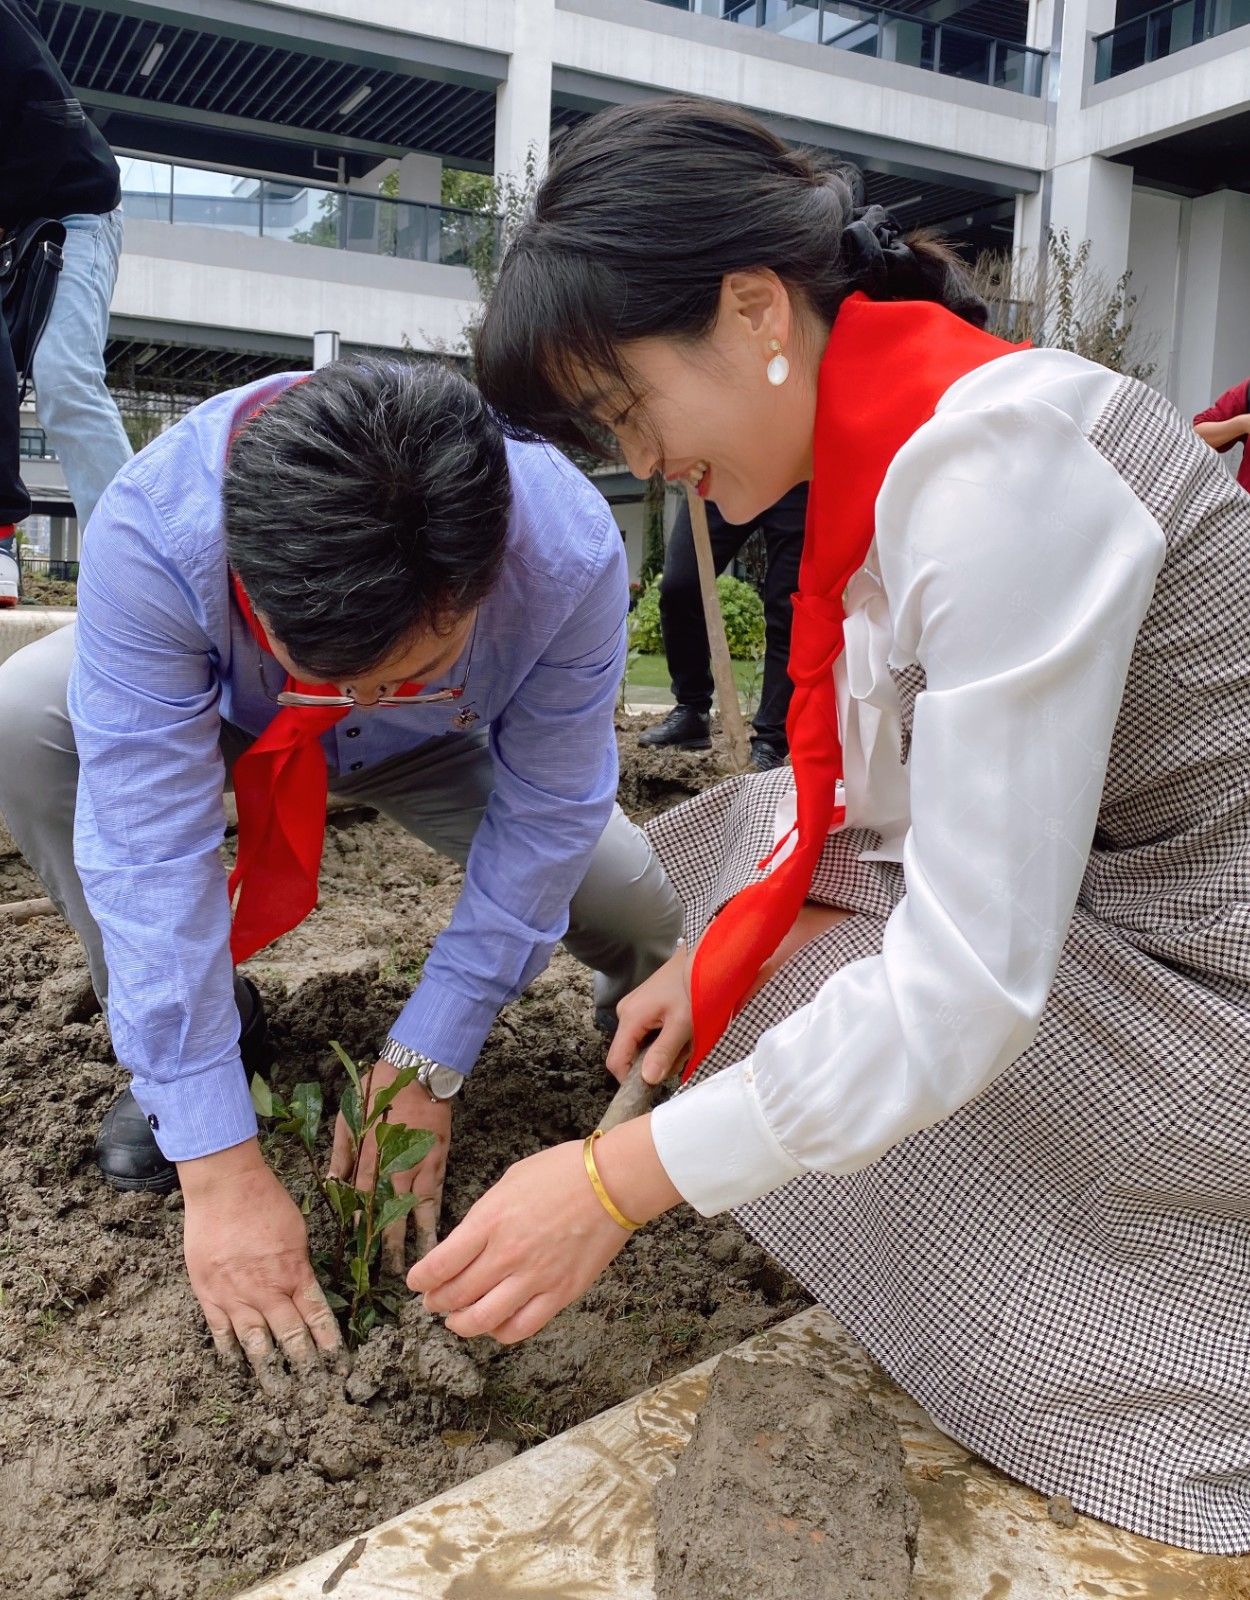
[
  {"xmin": 638, "ymin": 705, "xmax": 711, "ymax": 750},
  {"xmin": 95, "ymin": 975, "xmax": 271, "ymax": 1194},
  {"xmin": 750, "ymin": 741, "xmax": 788, "ymax": 773}
]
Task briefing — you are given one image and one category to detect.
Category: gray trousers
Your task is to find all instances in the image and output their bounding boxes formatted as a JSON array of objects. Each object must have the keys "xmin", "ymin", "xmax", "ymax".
[{"xmin": 0, "ymin": 623, "xmax": 681, "ymax": 1025}]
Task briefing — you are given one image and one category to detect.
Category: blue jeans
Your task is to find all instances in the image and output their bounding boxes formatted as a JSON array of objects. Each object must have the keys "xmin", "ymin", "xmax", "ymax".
[{"xmin": 31, "ymin": 209, "xmax": 132, "ymax": 536}]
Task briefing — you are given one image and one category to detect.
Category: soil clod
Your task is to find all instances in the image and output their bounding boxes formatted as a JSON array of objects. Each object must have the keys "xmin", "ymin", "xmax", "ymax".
[{"xmin": 654, "ymin": 1356, "xmax": 919, "ymax": 1600}]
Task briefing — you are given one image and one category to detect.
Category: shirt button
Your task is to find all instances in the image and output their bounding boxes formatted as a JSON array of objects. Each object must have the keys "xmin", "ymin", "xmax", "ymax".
[
  {"xmin": 350, "ymin": 761, "xmax": 363, "ymax": 772},
  {"xmin": 345, "ymin": 727, "xmax": 360, "ymax": 739}
]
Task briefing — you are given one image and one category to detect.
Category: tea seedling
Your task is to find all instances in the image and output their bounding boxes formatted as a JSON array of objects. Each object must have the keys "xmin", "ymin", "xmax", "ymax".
[{"xmin": 252, "ymin": 1041, "xmax": 435, "ymax": 1345}]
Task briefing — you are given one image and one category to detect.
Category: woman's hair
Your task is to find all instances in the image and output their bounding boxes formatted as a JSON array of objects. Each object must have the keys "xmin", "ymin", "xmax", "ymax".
[
  {"xmin": 224, "ymin": 355, "xmax": 510, "ymax": 680},
  {"xmin": 475, "ymin": 97, "xmax": 987, "ymax": 458}
]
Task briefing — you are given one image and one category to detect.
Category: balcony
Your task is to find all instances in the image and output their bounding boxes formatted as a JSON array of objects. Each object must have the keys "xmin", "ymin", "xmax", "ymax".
[
  {"xmin": 1093, "ymin": 0, "xmax": 1250, "ymax": 78},
  {"xmin": 19, "ymin": 428, "xmax": 56, "ymax": 461},
  {"xmin": 116, "ymin": 159, "xmax": 500, "ymax": 271},
  {"xmin": 648, "ymin": 0, "xmax": 1046, "ymax": 93}
]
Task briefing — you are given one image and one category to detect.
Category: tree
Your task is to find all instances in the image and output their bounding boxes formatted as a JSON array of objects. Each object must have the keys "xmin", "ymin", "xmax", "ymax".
[
  {"xmin": 441, "ymin": 168, "xmax": 493, "ymax": 211},
  {"xmin": 969, "ymin": 228, "xmax": 1158, "ymax": 383},
  {"xmin": 641, "ymin": 476, "xmax": 668, "ymax": 586}
]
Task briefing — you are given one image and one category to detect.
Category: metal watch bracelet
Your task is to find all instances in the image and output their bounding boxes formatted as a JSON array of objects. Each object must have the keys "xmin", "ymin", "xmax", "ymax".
[{"xmin": 379, "ymin": 1037, "xmax": 465, "ymax": 1101}]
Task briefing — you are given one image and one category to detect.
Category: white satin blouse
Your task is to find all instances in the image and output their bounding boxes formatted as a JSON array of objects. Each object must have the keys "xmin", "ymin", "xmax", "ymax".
[{"xmin": 651, "ymin": 347, "xmax": 1169, "ymax": 1216}]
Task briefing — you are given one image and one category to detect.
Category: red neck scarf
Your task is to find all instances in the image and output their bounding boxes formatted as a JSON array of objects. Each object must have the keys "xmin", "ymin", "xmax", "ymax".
[
  {"xmin": 227, "ymin": 576, "xmax": 422, "ymax": 964},
  {"xmin": 685, "ymin": 294, "xmax": 1025, "ymax": 1077}
]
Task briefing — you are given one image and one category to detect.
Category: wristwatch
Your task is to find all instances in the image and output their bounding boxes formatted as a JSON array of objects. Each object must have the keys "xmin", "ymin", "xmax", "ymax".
[{"xmin": 380, "ymin": 1037, "xmax": 465, "ymax": 1101}]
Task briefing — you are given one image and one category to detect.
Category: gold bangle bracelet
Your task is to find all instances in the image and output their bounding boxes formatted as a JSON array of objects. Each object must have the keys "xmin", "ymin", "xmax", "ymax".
[{"xmin": 582, "ymin": 1129, "xmax": 643, "ymax": 1232}]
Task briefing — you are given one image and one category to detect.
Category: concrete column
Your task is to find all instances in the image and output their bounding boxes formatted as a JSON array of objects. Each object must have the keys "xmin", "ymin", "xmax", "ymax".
[
  {"xmin": 1174, "ymin": 189, "xmax": 1250, "ymax": 424},
  {"xmin": 1125, "ymin": 186, "xmax": 1185, "ymax": 400},
  {"xmin": 495, "ymin": 0, "xmax": 553, "ymax": 182},
  {"xmin": 49, "ymin": 516, "xmax": 78, "ymax": 564},
  {"xmin": 393, "ymin": 153, "xmax": 443, "ymax": 206},
  {"xmin": 1048, "ymin": 155, "xmax": 1133, "ymax": 283}
]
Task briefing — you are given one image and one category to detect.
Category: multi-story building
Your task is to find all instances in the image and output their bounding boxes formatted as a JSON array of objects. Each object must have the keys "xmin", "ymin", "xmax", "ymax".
[{"xmin": 25, "ymin": 0, "xmax": 1250, "ymax": 563}]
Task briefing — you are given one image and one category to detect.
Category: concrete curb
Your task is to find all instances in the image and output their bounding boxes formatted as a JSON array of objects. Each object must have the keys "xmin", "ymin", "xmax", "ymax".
[{"xmin": 0, "ymin": 607, "xmax": 74, "ymax": 668}]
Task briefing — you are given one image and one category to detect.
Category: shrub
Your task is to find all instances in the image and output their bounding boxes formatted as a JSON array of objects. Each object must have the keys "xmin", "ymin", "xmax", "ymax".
[{"xmin": 628, "ymin": 574, "xmax": 765, "ymax": 661}]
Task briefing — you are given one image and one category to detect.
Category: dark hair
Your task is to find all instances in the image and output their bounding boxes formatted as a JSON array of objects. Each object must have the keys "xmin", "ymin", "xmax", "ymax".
[
  {"xmin": 476, "ymin": 97, "xmax": 987, "ymax": 458},
  {"xmin": 224, "ymin": 355, "xmax": 510, "ymax": 679}
]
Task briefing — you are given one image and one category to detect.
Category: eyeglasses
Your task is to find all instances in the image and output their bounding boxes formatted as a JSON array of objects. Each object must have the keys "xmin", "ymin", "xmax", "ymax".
[{"xmin": 273, "ymin": 612, "xmax": 478, "ymax": 709}]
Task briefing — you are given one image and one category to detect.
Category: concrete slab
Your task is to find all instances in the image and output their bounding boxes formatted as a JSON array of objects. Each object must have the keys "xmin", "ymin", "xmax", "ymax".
[
  {"xmin": 0, "ymin": 607, "xmax": 73, "ymax": 668},
  {"xmin": 242, "ymin": 1306, "xmax": 1240, "ymax": 1599}
]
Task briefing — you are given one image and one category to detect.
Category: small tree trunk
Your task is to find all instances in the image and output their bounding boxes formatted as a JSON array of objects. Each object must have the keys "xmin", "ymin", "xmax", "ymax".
[{"xmin": 686, "ymin": 488, "xmax": 751, "ymax": 772}]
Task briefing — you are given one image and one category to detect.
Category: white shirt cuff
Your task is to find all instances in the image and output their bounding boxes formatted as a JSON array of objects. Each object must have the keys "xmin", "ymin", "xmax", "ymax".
[{"xmin": 650, "ymin": 1059, "xmax": 806, "ymax": 1217}]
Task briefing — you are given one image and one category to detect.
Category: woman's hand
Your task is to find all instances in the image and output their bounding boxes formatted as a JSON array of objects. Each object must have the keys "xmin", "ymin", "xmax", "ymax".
[
  {"xmin": 406, "ymin": 1141, "xmax": 632, "ymax": 1343},
  {"xmin": 408, "ymin": 1118, "xmax": 684, "ymax": 1344},
  {"xmin": 606, "ymin": 942, "xmax": 693, "ymax": 1086}
]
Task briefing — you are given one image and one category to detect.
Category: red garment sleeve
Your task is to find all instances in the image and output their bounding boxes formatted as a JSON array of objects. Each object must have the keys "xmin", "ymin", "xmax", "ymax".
[{"xmin": 1193, "ymin": 380, "xmax": 1250, "ymax": 444}]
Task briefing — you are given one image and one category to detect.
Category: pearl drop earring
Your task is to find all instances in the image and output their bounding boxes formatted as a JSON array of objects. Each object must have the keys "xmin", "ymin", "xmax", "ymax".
[{"xmin": 766, "ymin": 339, "xmax": 790, "ymax": 387}]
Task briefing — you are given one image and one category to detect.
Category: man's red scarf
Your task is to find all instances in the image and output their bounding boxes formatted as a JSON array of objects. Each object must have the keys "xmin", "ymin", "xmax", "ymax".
[
  {"xmin": 227, "ymin": 576, "xmax": 421, "ymax": 964},
  {"xmin": 685, "ymin": 293, "xmax": 1026, "ymax": 1078}
]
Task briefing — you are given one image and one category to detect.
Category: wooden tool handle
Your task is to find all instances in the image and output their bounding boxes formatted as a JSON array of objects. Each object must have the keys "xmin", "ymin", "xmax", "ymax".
[
  {"xmin": 600, "ymin": 1051, "xmax": 658, "ymax": 1132},
  {"xmin": 685, "ymin": 486, "xmax": 752, "ymax": 772}
]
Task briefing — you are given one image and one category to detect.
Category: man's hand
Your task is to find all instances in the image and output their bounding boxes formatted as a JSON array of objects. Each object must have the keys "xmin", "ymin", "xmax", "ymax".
[
  {"xmin": 329, "ymin": 1059, "xmax": 452, "ymax": 1274},
  {"xmin": 180, "ymin": 1137, "xmax": 345, "ymax": 1382}
]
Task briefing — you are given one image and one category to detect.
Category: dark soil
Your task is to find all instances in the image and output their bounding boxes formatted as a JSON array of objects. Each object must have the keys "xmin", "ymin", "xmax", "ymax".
[
  {"xmin": 0, "ymin": 731, "xmax": 805, "ymax": 1599},
  {"xmin": 654, "ymin": 1357, "xmax": 918, "ymax": 1600}
]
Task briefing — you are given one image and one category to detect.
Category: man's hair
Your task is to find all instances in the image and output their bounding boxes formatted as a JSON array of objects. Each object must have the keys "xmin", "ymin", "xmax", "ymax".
[{"xmin": 223, "ymin": 356, "xmax": 511, "ymax": 680}]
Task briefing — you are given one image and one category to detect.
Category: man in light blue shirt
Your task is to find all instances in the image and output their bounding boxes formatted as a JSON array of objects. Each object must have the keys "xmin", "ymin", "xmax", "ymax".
[{"xmin": 0, "ymin": 356, "xmax": 679, "ymax": 1373}]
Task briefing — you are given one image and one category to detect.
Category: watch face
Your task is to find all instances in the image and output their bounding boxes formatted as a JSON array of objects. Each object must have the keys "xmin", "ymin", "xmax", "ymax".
[{"xmin": 425, "ymin": 1063, "xmax": 464, "ymax": 1100}]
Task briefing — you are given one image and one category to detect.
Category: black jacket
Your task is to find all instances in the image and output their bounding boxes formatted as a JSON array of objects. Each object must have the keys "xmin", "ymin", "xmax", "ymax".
[{"xmin": 0, "ymin": 0, "xmax": 120, "ymax": 230}]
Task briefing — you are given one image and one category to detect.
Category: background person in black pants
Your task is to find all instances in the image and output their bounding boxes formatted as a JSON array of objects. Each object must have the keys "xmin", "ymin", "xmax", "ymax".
[
  {"xmin": 639, "ymin": 484, "xmax": 807, "ymax": 770},
  {"xmin": 0, "ymin": 309, "xmax": 32, "ymax": 606}
]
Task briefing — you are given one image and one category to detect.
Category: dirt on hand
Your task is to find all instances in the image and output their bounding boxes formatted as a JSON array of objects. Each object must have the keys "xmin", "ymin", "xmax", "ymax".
[
  {"xmin": 654, "ymin": 1356, "xmax": 919, "ymax": 1600},
  {"xmin": 0, "ymin": 736, "xmax": 808, "ymax": 1599}
]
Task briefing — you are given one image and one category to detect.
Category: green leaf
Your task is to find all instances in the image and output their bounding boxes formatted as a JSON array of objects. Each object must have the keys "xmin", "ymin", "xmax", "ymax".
[
  {"xmin": 380, "ymin": 1126, "xmax": 437, "ymax": 1180},
  {"xmin": 289, "ymin": 1082, "xmax": 323, "ymax": 1153},
  {"xmin": 323, "ymin": 1289, "xmax": 349, "ymax": 1312},
  {"xmin": 323, "ymin": 1178, "xmax": 359, "ymax": 1228},
  {"xmin": 249, "ymin": 1075, "xmax": 275, "ymax": 1118},
  {"xmin": 375, "ymin": 1175, "xmax": 395, "ymax": 1207},
  {"xmin": 349, "ymin": 1255, "xmax": 371, "ymax": 1296},
  {"xmin": 340, "ymin": 1085, "xmax": 362, "ymax": 1141},
  {"xmin": 329, "ymin": 1039, "xmax": 362, "ymax": 1094},
  {"xmin": 376, "ymin": 1192, "xmax": 419, "ymax": 1235},
  {"xmin": 369, "ymin": 1068, "xmax": 418, "ymax": 1123}
]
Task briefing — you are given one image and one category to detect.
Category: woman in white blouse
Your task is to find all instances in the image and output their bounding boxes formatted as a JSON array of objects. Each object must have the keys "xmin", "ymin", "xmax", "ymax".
[{"xmin": 409, "ymin": 98, "xmax": 1250, "ymax": 1555}]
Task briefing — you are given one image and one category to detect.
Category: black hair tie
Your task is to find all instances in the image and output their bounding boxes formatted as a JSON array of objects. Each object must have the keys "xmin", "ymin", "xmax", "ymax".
[{"xmin": 841, "ymin": 205, "xmax": 919, "ymax": 297}]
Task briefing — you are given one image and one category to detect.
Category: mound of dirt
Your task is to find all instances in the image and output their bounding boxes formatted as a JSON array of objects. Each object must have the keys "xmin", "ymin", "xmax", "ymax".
[
  {"xmin": 0, "ymin": 740, "xmax": 807, "ymax": 1599},
  {"xmin": 614, "ymin": 716, "xmax": 732, "ymax": 822},
  {"xmin": 654, "ymin": 1357, "xmax": 919, "ymax": 1600}
]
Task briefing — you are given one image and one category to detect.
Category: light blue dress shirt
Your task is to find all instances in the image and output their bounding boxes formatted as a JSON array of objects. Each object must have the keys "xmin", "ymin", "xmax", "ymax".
[{"xmin": 68, "ymin": 373, "xmax": 627, "ymax": 1162}]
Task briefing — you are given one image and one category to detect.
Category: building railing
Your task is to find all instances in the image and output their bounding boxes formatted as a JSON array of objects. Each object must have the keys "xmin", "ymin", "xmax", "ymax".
[
  {"xmin": 20, "ymin": 554, "xmax": 79, "ymax": 582},
  {"xmin": 649, "ymin": 0, "xmax": 1046, "ymax": 93},
  {"xmin": 1093, "ymin": 0, "xmax": 1250, "ymax": 78},
  {"xmin": 19, "ymin": 427, "xmax": 55, "ymax": 460},
  {"xmin": 117, "ymin": 157, "xmax": 500, "ymax": 270}
]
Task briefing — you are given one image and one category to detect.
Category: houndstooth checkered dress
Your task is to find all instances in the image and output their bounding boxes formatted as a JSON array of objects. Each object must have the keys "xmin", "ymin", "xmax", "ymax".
[{"xmin": 646, "ymin": 371, "xmax": 1250, "ymax": 1554}]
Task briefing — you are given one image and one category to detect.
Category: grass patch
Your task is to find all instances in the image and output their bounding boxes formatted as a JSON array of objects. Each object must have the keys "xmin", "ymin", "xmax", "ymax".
[{"xmin": 624, "ymin": 653, "xmax": 759, "ymax": 701}]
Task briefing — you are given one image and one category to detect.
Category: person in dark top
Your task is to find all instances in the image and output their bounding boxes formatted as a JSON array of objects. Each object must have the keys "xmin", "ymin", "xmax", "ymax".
[
  {"xmin": 639, "ymin": 485, "xmax": 806, "ymax": 770},
  {"xmin": 0, "ymin": 0, "xmax": 132, "ymax": 603},
  {"xmin": 1193, "ymin": 378, "xmax": 1250, "ymax": 494}
]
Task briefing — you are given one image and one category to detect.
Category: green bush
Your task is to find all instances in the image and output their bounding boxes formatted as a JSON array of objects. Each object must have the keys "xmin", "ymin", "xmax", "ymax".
[{"xmin": 628, "ymin": 574, "xmax": 765, "ymax": 661}]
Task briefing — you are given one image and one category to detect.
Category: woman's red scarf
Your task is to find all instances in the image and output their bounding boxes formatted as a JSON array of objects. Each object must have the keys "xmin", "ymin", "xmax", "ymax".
[{"xmin": 685, "ymin": 293, "xmax": 1026, "ymax": 1078}]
